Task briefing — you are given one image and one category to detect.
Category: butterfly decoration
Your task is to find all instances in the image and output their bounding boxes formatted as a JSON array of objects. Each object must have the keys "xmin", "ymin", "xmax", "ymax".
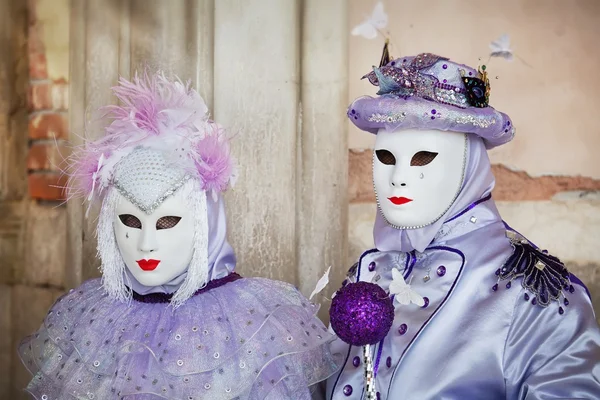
[
  {"xmin": 489, "ymin": 34, "xmax": 514, "ymax": 61},
  {"xmin": 351, "ymin": 2, "xmax": 388, "ymax": 40},
  {"xmin": 389, "ymin": 268, "xmax": 425, "ymax": 307},
  {"xmin": 488, "ymin": 33, "xmax": 532, "ymax": 68},
  {"xmin": 309, "ymin": 266, "xmax": 331, "ymax": 300}
]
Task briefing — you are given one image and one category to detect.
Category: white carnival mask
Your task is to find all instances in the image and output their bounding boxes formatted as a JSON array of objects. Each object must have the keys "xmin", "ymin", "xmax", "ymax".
[
  {"xmin": 114, "ymin": 188, "xmax": 195, "ymax": 288},
  {"xmin": 373, "ymin": 128, "xmax": 467, "ymax": 228}
]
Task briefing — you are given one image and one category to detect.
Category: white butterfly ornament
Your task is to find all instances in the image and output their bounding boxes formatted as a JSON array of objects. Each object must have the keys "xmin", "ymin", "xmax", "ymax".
[
  {"xmin": 389, "ymin": 268, "xmax": 425, "ymax": 307},
  {"xmin": 309, "ymin": 266, "xmax": 331, "ymax": 300},
  {"xmin": 489, "ymin": 34, "xmax": 514, "ymax": 61},
  {"xmin": 351, "ymin": 2, "xmax": 388, "ymax": 40}
]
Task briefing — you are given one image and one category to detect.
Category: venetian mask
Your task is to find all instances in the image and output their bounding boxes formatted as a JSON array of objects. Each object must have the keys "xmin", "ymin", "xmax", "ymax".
[
  {"xmin": 113, "ymin": 188, "xmax": 195, "ymax": 288},
  {"xmin": 373, "ymin": 128, "xmax": 467, "ymax": 228}
]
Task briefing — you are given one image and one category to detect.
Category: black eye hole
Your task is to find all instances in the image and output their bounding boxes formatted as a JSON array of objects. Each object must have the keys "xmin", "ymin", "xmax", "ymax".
[
  {"xmin": 375, "ymin": 149, "xmax": 396, "ymax": 165},
  {"xmin": 410, "ymin": 151, "xmax": 438, "ymax": 166},
  {"xmin": 119, "ymin": 214, "xmax": 142, "ymax": 229},
  {"xmin": 156, "ymin": 216, "xmax": 182, "ymax": 230}
]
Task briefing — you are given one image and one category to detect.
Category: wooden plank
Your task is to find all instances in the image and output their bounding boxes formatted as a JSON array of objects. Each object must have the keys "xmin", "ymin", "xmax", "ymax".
[
  {"xmin": 68, "ymin": 0, "xmax": 123, "ymax": 283},
  {"xmin": 299, "ymin": 0, "xmax": 349, "ymax": 317},
  {"xmin": 0, "ymin": 284, "xmax": 11, "ymax": 400},
  {"xmin": 22, "ymin": 201, "xmax": 66, "ymax": 287},
  {"xmin": 0, "ymin": 201, "xmax": 25, "ymax": 285},
  {"xmin": 0, "ymin": 0, "xmax": 28, "ymax": 201},
  {"xmin": 130, "ymin": 0, "xmax": 200, "ymax": 82},
  {"xmin": 214, "ymin": 0, "xmax": 300, "ymax": 282}
]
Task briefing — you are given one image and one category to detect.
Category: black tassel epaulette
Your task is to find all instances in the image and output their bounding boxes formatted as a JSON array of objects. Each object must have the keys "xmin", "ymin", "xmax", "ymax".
[{"xmin": 493, "ymin": 231, "xmax": 572, "ymax": 315}]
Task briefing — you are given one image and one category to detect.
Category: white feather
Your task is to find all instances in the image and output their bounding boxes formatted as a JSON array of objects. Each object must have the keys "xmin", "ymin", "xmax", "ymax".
[
  {"xmin": 489, "ymin": 34, "xmax": 514, "ymax": 61},
  {"xmin": 389, "ymin": 268, "xmax": 425, "ymax": 307},
  {"xmin": 351, "ymin": 2, "xmax": 388, "ymax": 39},
  {"xmin": 310, "ymin": 266, "xmax": 331, "ymax": 300}
]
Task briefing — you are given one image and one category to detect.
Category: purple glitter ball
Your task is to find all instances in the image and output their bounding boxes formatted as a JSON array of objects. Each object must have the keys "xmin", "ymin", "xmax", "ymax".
[{"xmin": 330, "ymin": 282, "xmax": 395, "ymax": 346}]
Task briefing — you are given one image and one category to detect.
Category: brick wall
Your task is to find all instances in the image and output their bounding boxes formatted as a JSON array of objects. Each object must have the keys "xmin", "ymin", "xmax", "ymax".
[{"xmin": 26, "ymin": 0, "xmax": 69, "ymax": 201}]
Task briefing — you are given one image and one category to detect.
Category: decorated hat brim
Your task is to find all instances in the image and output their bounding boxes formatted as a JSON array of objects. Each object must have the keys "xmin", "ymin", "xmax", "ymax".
[{"xmin": 348, "ymin": 94, "xmax": 514, "ymax": 149}]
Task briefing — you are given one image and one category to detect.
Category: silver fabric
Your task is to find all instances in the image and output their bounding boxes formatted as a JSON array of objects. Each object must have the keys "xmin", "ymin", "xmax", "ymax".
[
  {"xmin": 112, "ymin": 147, "xmax": 190, "ymax": 214},
  {"xmin": 326, "ymin": 199, "xmax": 600, "ymax": 399}
]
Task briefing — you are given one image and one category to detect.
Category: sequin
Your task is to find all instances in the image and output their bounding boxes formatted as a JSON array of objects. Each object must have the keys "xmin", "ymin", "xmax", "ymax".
[
  {"xmin": 204, "ymin": 383, "xmax": 211, "ymax": 389},
  {"xmin": 453, "ymin": 114, "xmax": 496, "ymax": 128},
  {"xmin": 177, "ymin": 360, "xmax": 184, "ymax": 366},
  {"xmin": 93, "ymin": 360, "xmax": 100, "ymax": 367},
  {"xmin": 368, "ymin": 112, "xmax": 407, "ymax": 123},
  {"xmin": 343, "ymin": 385, "xmax": 353, "ymax": 395},
  {"xmin": 398, "ymin": 324, "xmax": 408, "ymax": 335}
]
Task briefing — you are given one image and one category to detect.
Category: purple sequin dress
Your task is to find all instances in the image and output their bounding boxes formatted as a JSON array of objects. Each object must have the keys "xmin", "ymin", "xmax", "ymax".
[{"xmin": 18, "ymin": 274, "xmax": 339, "ymax": 399}]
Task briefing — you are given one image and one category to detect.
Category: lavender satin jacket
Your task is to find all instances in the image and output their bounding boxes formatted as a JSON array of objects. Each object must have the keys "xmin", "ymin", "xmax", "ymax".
[{"xmin": 326, "ymin": 199, "xmax": 600, "ymax": 400}]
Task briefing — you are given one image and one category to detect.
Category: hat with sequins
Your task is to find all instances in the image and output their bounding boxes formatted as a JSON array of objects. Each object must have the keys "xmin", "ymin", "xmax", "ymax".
[{"xmin": 348, "ymin": 50, "xmax": 515, "ymax": 149}]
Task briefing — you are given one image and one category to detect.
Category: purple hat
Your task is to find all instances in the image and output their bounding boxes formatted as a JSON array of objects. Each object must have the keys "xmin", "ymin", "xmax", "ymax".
[{"xmin": 348, "ymin": 53, "xmax": 515, "ymax": 148}]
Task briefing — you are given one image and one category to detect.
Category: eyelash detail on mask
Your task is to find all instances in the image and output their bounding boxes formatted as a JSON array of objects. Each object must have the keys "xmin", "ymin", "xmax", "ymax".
[
  {"xmin": 375, "ymin": 149, "xmax": 396, "ymax": 165},
  {"xmin": 119, "ymin": 214, "xmax": 142, "ymax": 229},
  {"xmin": 410, "ymin": 151, "xmax": 438, "ymax": 166},
  {"xmin": 156, "ymin": 216, "xmax": 182, "ymax": 230}
]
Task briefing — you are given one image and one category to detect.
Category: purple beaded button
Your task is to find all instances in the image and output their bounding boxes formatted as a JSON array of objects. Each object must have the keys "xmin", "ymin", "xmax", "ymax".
[
  {"xmin": 343, "ymin": 385, "xmax": 353, "ymax": 396},
  {"xmin": 398, "ymin": 323, "xmax": 408, "ymax": 335},
  {"xmin": 437, "ymin": 266, "xmax": 446, "ymax": 277}
]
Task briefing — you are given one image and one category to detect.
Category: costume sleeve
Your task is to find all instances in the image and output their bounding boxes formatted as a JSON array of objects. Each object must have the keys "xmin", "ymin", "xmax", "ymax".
[{"xmin": 503, "ymin": 283, "xmax": 600, "ymax": 399}]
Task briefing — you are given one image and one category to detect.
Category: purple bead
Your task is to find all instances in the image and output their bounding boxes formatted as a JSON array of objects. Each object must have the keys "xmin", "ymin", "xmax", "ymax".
[
  {"xmin": 524, "ymin": 293, "xmax": 530, "ymax": 301},
  {"xmin": 352, "ymin": 356, "xmax": 360, "ymax": 367},
  {"xmin": 569, "ymin": 285, "xmax": 575, "ymax": 293},
  {"xmin": 506, "ymin": 281, "xmax": 512, "ymax": 289},
  {"xmin": 507, "ymin": 120, "xmax": 511, "ymax": 126},
  {"xmin": 351, "ymin": 109, "xmax": 356, "ymax": 114},
  {"xmin": 442, "ymin": 64, "xmax": 448, "ymax": 69},
  {"xmin": 368, "ymin": 262, "xmax": 376, "ymax": 272},
  {"xmin": 330, "ymin": 282, "xmax": 395, "ymax": 346},
  {"xmin": 495, "ymin": 269, "xmax": 501, "ymax": 276},
  {"xmin": 430, "ymin": 116, "xmax": 435, "ymax": 120},
  {"xmin": 343, "ymin": 385, "xmax": 353, "ymax": 396},
  {"xmin": 403, "ymin": 59, "xmax": 407, "ymax": 62},
  {"xmin": 492, "ymin": 283, "xmax": 498, "ymax": 291},
  {"xmin": 443, "ymin": 79, "xmax": 447, "ymax": 83},
  {"xmin": 468, "ymin": 71, "xmax": 473, "ymax": 76},
  {"xmin": 564, "ymin": 298, "xmax": 569, "ymax": 306},
  {"xmin": 436, "ymin": 266, "xmax": 446, "ymax": 276},
  {"xmin": 422, "ymin": 296, "xmax": 429, "ymax": 308},
  {"xmin": 532, "ymin": 298, "xmax": 537, "ymax": 305},
  {"xmin": 431, "ymin": 109, "xmax": 437, "ymax": 115},
  {"xmin": 559, "ymin": 307, "xmax": 564, "ymax": 315},
  {"xmin": 398, "ymin": 323, "xmax": 408, "ymax": 335},
  {"xmin": 377, "ymin": 392, "xmax": 381, "ymax": 399},
  {"xmin": 391, "ymin": 61, "xmax": 396, "ymax": 66},
  {"xmin": 386, "ymin": 356, "xmax": 392, "ymax": 368}
]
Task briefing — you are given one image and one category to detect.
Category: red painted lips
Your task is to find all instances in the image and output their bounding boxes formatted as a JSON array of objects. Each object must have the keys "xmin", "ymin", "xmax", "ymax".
[
  {"xmin": 388, "ymin": 196, "xmax": 413, "ymax": 205},
  {"xmin": 136, "ymin": 259, "xmax": 161, "ymax": 271}
]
